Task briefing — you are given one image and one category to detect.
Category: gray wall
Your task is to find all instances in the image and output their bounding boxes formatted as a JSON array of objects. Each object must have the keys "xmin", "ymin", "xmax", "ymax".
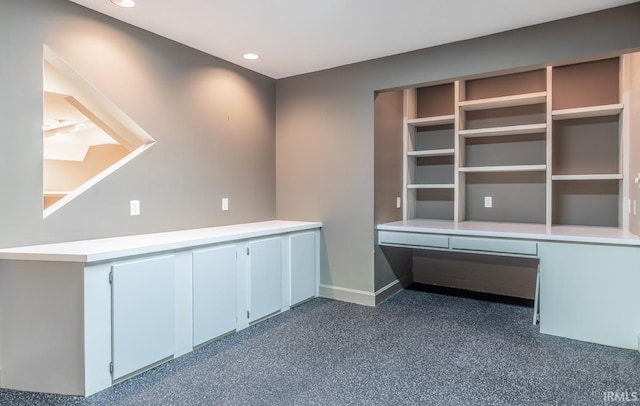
[
  {"xmin": 0, "ymin": 0, "xmax": 276, "ymax": 249},
  {"xmin": 276, "ymin": 3, "xmax": 640, "ymax": 294}
]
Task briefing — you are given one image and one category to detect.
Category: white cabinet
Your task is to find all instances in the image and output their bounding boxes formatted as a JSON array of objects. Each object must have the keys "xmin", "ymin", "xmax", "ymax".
[
  {"xmin": 0, "ymin": 220, "xmax": 321, "ymax": 396},
  {"xmin": 248, "ymin": 237, "xmax": 282, "ymax": 322},
  {"xmin": 111, "ymin": 255, "xmax": 175, "ymax": 380},
  {"xmin": 192, "ymin": 245, "xmax": 237, "ymax": 347},
  {"xmin": 289, "ymin": 231, "xmax": 317, "ymax": 306}
]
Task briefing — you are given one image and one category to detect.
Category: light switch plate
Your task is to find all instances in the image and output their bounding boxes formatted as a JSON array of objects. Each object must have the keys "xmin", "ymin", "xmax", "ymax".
[
  {"xmin": 130, "ymin": 200, "xmax": 140, "ymax": 216},
  {"xmin": 396, "ymin": 197, "xmax": 401, "ymax": 209},
  {"xmin": 484, "ymin": 196, "xmax": 492, "ymax": 208},
  {"xmin": 222, "ymin": 198, "xmax": 229, "ymax": 211}
]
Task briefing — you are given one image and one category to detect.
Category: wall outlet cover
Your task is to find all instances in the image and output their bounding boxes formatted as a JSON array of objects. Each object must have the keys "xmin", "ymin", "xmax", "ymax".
[
  {"xmin": 222, "ymin": 198, "xmax": 229, "ymax": 211},
  {"xmin": 484, "ymin": 196, "xmax": 492, "ymax": 208},
  {"xmin": 130, "ymin": 200, "xmax": 140, "ymax": 216}
]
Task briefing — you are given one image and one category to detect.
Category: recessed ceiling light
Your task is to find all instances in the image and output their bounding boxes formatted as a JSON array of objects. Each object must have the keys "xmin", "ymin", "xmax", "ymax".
[
  {"xmin": 243, "ymin": 53, "xmax": 259, "ymax": 60},
  {"xmin": 110, "ymin": 0, "xmax": 136, "ymax": 8}
]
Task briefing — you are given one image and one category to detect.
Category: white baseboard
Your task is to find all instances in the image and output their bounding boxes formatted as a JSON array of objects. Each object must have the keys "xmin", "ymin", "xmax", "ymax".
[
  {"xmin": 319, "ymin": 284, "xmax": 376, "ymax": 306},
  {"xmin": 319, "ymin": 274, "xmax": 412, "ymax": 307},
  {"xmin": 375, "ymin": 274, "xmax": 413, "ymax": 305}
]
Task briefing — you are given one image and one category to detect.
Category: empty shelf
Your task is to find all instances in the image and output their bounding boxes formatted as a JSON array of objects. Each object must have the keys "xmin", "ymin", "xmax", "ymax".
[
  {"xmin": 459, "ymin": 123, "xmax": 547, "ymax": 138},
  {"xmin": 407, "ymin": 115, "xmax": 455, "ymax": 127},
  {"xmin": 407, "ymin": 148, "xmax": 455, "ymax": 157},
  {"xmin": 552, "ymin": 104, "xmax": 623, "ymax": 120},
  {"xmin": 459, "ymin": 165, "xmax": 547, "ymax": 173},
  {"xmin": 407, "ymin": 184, "xmax": 455, "ymax": 189},
  {"xmin": 459, "ymin": 91, "xmax": 547, "ymax": 111},
  {"xmin": 552, "ymin": 174, "xmax": 623, "ymax": 181}
]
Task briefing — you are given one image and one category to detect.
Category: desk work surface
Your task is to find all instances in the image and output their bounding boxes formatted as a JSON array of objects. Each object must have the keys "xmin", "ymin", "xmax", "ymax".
[
  {"xmin": 0, "ymin": 220, "xmax": 322, "ymax": 263},
  {"xmin": 377, "ymin": 219, "xmax": 640, "ymax": 247}
]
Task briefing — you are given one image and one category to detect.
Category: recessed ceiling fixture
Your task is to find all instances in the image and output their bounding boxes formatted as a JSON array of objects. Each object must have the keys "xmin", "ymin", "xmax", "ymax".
[
  {"xmin": 243, "ymin": 53, "xmax": 259, "ymax": 60},
  {"xmin": 110, "ymin": 0, "xmax": 136, "ymax": 8}
]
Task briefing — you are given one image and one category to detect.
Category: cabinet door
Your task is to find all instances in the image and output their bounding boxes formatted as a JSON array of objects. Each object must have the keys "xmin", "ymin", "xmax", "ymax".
[
  {"xmin": 192, "ymin": 245, "xmax": 237, "ymax": 347},
  {"xmin": 249, "ymin": 237, "xmax": 282, "ymax": 322},
  {"xmin": 111, "ymin": 255, "xmax": 175, "ymax": 380},
  {"xmin": 290, "ymin": 231, "xmax": 317, "ymax": 306}
]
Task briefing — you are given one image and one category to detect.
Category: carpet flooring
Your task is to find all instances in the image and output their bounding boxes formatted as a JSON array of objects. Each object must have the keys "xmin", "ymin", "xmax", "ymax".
[{"xmin": 0, "ymin": 286, "xmax": 638, "ymax": 405}]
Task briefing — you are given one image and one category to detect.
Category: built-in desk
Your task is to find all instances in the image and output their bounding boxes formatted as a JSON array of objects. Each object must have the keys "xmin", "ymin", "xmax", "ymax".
[
  {"xmin": 0, "ymin": 220, "xmax": 321, "ymax": 396},
  {"xmin": 377, "ymin": 220, "xmax": 640, "ymax": 351}
]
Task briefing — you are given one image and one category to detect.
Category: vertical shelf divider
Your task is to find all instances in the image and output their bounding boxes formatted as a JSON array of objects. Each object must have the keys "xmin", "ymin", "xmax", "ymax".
[
  {"xmin": 545, "ymin": 66, "xmax": 553, "ymax": 228},
  {"xmin": 455, "ymin": 80, "xmax": 465, "ymax": 223},
  {"xmin": 620, "ymin": 54, "xmax": 631, "ymax": 231},
  {"xmin": 403, "ymin": 88, "xmax": 416, "ymax": 221}
]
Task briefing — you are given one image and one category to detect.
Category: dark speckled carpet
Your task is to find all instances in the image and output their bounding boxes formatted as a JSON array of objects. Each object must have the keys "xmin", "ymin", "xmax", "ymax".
[{"xmin": 1, "ymin": 285, "xmax": 639, "ymax": 405}]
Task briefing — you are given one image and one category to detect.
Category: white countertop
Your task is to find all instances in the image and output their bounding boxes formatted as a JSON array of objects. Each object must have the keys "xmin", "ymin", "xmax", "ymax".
[
  {"xmin": 377, "ymin": 219, "xmax": 640, "ymax": 247},
  {"xmin": 0, "ymin": 220, "xmax": 322, "ymax": 263}
]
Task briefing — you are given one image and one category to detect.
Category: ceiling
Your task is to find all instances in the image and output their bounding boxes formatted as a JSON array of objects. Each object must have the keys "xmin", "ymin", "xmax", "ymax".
[{"xmin": 68, "ymin": 0, "xmax": 638, "ymax": 79}]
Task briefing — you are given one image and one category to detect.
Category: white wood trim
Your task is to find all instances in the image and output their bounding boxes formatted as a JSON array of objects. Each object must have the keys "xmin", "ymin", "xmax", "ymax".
[
  {"xmin": 459, "ymin": 123, "xmax": 547, "ymax": 138},
  {"xmin": 319, "ymin": 284, "xmax": 375, "ymax": 307},
  {"xmin": 407, "ymin": 148, "xmax": 455, "ymax": 157},
  {"xmin": 552, "ymin": 103, "xmax": 623, "ymax": 120},
  {"xmin": 545, "ymin": 66, "xmax": 553, "ymax": 228},
  {"xmin": 551, "ymin": 174, "xmax": 623, "ymax": 181},
  {"xmin": 458, "ymin": 91, "xmax": 547, "ymax": 111},
  {"xmin": 407, "ymin": 183, "xmax": 455, "ymax": 189},
  {"xmin": 459, "ymin": 164, "xmax": 547, "ymax": 173},
  {"xmin": 374, "ymin": 275, "xmax": 413, "ymax": 305},
  {"xmin": 319, "ymin": 276, "xmax": 413, "ymax": 307},
  {"xmin": 402, "ymin": 89, "xmax": 414, "ymax": 221},
  {"xmin": 620, "ymin": 55, "xmax": 631, "ymax": 231},
  {"xmin": 43, "ymin": 191, "xmax": 72, "ymax": 195},
  {"xmin": 454, "ymin": 80, "xmax": 464, "ymax": 223},
  {"xmin": 407, "ymin": 114, "xmax": 455, "ymax": 127}
]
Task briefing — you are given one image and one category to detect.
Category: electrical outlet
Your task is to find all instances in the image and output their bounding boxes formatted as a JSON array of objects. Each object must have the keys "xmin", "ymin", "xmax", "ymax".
[
  {"xmin": 484, "ymin": 196, "xmax": 492, "ymax": 208},
  {"xmin": 222, "ymin": 198, "xmax": 229, "ymax": 211},
  {"xmin": 130, "ymin": 200, "xmax": 140, "ymax": 216}
]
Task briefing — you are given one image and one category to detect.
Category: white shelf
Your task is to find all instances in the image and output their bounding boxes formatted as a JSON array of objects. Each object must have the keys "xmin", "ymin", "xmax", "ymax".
[
  {"xmin": 407, "ymin": 148, "xmax": 455, "ymax": 157},
  {"xmin": 407, "ymin": 115, "xmax": 455, "ymax": 127},
  {"xmin": 459, "ymin": 91, "xmax": 547, "ymax": 111},
  {"xmin": 552, "ymin": 174, "xmax": 623, "ymax": 181},
  {"xmin": 44, "ymin": 191, "xmax": 72, "ymax": 196},
  {"xmin": 459, "ymin": 164, "xmax": 547, "ymax": 173},
  {"xmin": 407, "ymin": 184, "xmax": 455, "ymax": 189},
  {"xmin": 459, "ymin": 123, "xmax": 547, "ymax": 138},
  {"xmin": 552, "ymin": 103, "xmax": 623, "ymax": 120}
]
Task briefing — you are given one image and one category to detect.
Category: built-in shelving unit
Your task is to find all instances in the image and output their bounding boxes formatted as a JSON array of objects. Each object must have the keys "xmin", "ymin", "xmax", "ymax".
[{"xmin": 400, "ymin": 56, "xmax": 631, "ymax": 231}]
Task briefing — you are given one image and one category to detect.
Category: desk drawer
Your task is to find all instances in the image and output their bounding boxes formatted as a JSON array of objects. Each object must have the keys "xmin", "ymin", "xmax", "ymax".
[
  {"xmin": 378, "ymin": 231, "xmax": 449, "ymax": 249},
  {"xmin": 450, "ymin": 237, "xmax": 537, "ymax": 256}
]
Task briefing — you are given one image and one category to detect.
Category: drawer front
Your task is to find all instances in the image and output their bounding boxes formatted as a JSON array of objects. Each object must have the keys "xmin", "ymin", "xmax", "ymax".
[
  {"xmin": 450, "ymin": 237, "xmax": 537, "ymax": 256},
  {"xmin": 378, "ymin": 231, "xmax": 449, "ymax": 249}
]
